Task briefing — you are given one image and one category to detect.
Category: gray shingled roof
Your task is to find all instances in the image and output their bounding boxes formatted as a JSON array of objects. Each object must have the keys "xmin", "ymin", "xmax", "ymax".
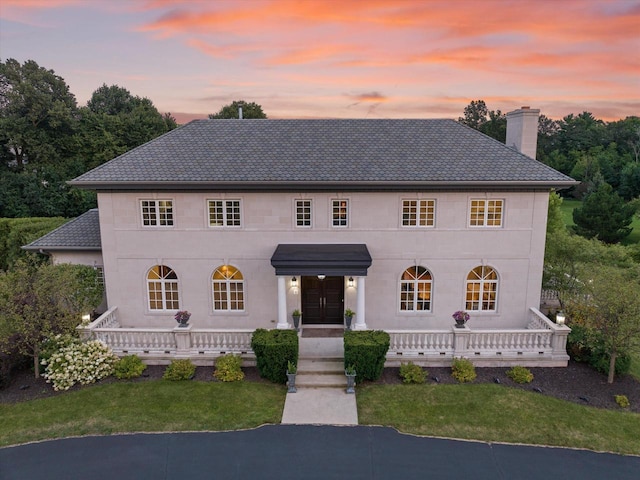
[
  {"xmin": 22, "ymin": 209, "xmax": 101, "ymax": 251},
  {"xmin": 70, "ymin": 119, "xmax": 575, "ymax": 190}
]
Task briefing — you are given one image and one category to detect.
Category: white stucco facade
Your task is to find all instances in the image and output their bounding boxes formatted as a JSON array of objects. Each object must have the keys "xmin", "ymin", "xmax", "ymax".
[{"xmin": 97, "ymin": 189, "xmax": 549, "ymax": 331}]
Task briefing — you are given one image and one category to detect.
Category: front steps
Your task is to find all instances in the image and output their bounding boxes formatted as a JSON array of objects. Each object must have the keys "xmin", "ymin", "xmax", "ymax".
[
  {"xmin": 296, "ymin": 337, "xmax": 346, "ymax": 389},
  {"xmin": 296, "ymin": 359, "xmax": 345, "ymax": 388}
]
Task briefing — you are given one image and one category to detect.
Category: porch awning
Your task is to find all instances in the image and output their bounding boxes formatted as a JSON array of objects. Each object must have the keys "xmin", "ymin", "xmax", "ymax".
[{"xmin": 270, "ymin": 244, "xmax": 372, "ymax": 276}]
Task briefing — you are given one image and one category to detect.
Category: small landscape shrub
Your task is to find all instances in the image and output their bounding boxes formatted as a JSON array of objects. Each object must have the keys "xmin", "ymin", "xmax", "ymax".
[
  {"xmin": 343, "ymin": 330, "xmax": 390, "ymax": 383},
  {"xmin": 506, "ymin": 366, "xmax": 534, "ymax": 384},
  {"xmin": 399, "ymin": 362, "xmax": 426, "ymax": 384},
  {"xmin": 42, "ymin": 339, "xmax": 118, "ymax": 391},
  {"xmin": 113, "ymin": 355, "xmax": 147, "ymax": 379},
  {"xmin": 163, "ymin": 359, "xmax": 196, "ymax": 381},
  {"xmin": 451, "ymin": 357, "xmax": 476, "ymax": 383},
  {"xmin": 615, "ymin": 395, "xmax": 630, "ymax": 408},
  {"xmin": 214, "ymin": 354, "xmax": 244, "ymax": 382},
  {"xmin": 251, "ymin": 329, "xmax": 298, "ymax": 384}
]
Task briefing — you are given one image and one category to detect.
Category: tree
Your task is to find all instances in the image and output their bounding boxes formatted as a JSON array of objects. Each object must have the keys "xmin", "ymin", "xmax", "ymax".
[
  {"xmin": 0, "ymin": 58, "xmax": 78, "ymax": 169},
  {"xmin": 546, "ymin": 191, "xmax": 565, "ymax": 236},
  {"xmin": 458, "ymin": 100, "xmax": 506, "ymax": 142},
  {"xmin": 572, "ymin": 183, "xmax": 635, "ymax": 243},
  {"xmin": 78, "ymin": 85, "xmax": 177, "ymax": 170},
  {"xmin": 0, "ymin": 260, "xmax": 103, "ymax": 377},
  {"xmin": 557, "ymin": 112, "xmax": 608, "ymax": 156},
  {"xmin": 208, "ymin": 100, "xmax": 267, "ymax": 119},
  {"xmin": 565, "ymin": 265, "xmax": 640, "ymax": 383}
]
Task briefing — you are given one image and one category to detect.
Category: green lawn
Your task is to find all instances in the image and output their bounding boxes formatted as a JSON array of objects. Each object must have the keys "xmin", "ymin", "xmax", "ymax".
[
  {"xmin": 357, "ymin": 383, "xmax": 640, "ymax": 455},
  {"xmin": 560, "ymin": 198, "xmax": 640, "ymax": 245},
  {"xmin": 3, "ymin": 379, "xmax": 640, "ymax": 455},
  {"xmin": 0, "ymin": 380, "xmax": 286, "ymax": 448}
]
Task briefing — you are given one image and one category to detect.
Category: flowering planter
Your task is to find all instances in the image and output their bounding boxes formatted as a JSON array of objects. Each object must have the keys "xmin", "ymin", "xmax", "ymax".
[{"xmin": 286, "ymin": 372, "xmax": 297, "ymax": 393}]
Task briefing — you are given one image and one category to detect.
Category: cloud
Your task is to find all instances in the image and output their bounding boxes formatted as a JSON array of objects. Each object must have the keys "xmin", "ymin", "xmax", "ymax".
[{"xmin": 348, "ymin": 92, "xmax": 388, "ymax": 102}]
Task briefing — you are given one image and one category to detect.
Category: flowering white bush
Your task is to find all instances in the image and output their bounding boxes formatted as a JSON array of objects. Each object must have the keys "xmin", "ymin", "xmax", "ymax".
[{"xmin": 42, "ymin": 339, "xmax": 118, "ymax": 391}]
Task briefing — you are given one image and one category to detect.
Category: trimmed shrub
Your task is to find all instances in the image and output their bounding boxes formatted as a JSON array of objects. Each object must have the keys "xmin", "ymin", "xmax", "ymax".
[
  {"xmin": 214, "ymin": 354, "xmax": 244, "ymax": 382},
  {"xmin": 113, "ymin": 355, "xmax": 147, "ymax": 379},
  {"xmin": 343, "ymin": 330, "xmax": 390, "ymax": 383},
  {"xmin": 451, "ymin": 357, "xmax": 476, "ymax": 383},
  {"xmin": 42, "ymin": 339, "xmax": 118, "ymax": 391},
  {"xmin": 506, "ymin": 366, "xmax": 534, "ymax": 384},
  {"xmin": 399, "ymin": 362, "xmax": 426, "ymax": 384},
  {"xmin": 251, "ymin": 329, "xmax": 298, "ymax": 384},
  {"xmin": 615, "ymin": 394, "xmax": 630, "ymax": 408},
  {"xmin": 163, "ymin": 359, "xmax": 196, "ymax": 381}
]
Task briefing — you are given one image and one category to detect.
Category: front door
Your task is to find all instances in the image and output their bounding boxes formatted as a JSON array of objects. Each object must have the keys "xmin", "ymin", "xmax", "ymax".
[{"xmin": 301, "ymin": 276, "xmax": 344, "ymax": 324}]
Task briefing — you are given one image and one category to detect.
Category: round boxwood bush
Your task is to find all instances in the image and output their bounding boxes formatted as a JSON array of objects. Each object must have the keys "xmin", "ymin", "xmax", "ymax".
[
  {"xmin": 113, "ymin": 355, "xmax": 147, "ymax": 379},
  {"xmin": 163, "ymin": 359, "xmax": 196, "ymax": 381},
  {"xmin": 451, "ymin": 357, "xmax": 476, "ymax": 383}
]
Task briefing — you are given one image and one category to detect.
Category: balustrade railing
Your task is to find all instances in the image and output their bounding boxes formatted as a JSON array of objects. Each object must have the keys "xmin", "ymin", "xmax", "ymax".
[{"xmin": 80, "ymin": 306, "xmax": 570, "ymax": 366}]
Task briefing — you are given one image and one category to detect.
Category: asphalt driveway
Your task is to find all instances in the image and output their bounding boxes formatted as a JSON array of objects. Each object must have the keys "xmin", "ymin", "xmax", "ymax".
[{"xmin": 1, "ymin": 425, "xmax": 638, "ymax": 479}]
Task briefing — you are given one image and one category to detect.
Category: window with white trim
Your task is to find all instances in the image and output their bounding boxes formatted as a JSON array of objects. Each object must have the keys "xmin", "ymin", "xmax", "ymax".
[
  {"xmin": 208, "ymin": 200, "xmax": 242, "ymax": 227},
  {"xmin": 147, "ymin": 265, "xmax": 179, "ymax": 310},
  {"xmin": 402, "ymin": 199, "xmax": 435, "ymax": 227},
  {"xmin": 212, "ymin": 265, "xmax": 244, "ymax": 311},
  {"xmin": 295, "ymin": 199, "xmax": 312, "ymax": 227},
  {"xmin": 332, "ymin": 199, "xmax": 349, "ymax": 227},
  {"xmin": 465, "ymin": 265, "xmax": 498, "ymax": 311},
  {"xmin": 141, "ymin": 200, "xmax": 173, "ymax": 226},
  {"xmin": 400, "ymin": 266, "xmax": 432, "ymax": 311},
  {"xmin": 469, "ymin": 199, "xmax": 503, "ymax": 227}
]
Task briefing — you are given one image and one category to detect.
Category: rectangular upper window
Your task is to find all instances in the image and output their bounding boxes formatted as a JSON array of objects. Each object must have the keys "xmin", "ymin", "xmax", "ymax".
[
  {"xmin": 402, "ymin": 199, "xmax": 435, "ymax": 227},
  {"xmin": 141, "ymin": 200, "xmax": 173, "ymax": 226},
  {"xmin": 469, "ymin": 199, "xmax": 503, "ymax": 227},
  {"xmin": 295, "ymin": 199, "xmax": 312, "ymax": 227},
  {"xmin": 208, "ymin": 200, "xmax": 242, "ymax": 227},
  {"xmin": 332, "ymin": 199, "xmax": 349, "ymax": 227}
]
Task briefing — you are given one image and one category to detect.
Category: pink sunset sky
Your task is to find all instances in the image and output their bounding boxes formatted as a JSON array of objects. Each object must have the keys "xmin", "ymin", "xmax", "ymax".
[{"xmin": 1, "ymin": 0, "xmax": 638, "ymax": 123}]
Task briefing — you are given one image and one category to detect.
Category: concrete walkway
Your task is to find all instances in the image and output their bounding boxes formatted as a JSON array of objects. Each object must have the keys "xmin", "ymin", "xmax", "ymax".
[{"xmin": 281, "ymin": 335, "xmax": 359, "ymax": 425}]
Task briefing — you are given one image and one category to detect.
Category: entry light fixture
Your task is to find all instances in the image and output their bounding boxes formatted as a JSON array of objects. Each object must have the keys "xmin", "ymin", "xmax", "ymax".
[
  {"xmin": 318, "ymin": 274, "xmax": 326, "ymax": 280},
  {"xmin": 348, "ymin": 277, "xmax": 354, "ymax": 287},
  {"xmin": 291, "ymin": 276, "xmax": 297, "ymax": 287},
  {"xmin": 556, "ymin": 311, "xmax": 566, "ymax": 325}
]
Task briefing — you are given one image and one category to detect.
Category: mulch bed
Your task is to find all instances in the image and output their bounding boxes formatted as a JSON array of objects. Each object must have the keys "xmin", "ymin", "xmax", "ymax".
[{"xmin": 1, "ymin": 361, "xmax": 639, "ymax": 413}]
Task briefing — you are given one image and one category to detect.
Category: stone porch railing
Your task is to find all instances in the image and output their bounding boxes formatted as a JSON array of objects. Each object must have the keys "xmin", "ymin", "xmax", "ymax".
[
  {"xmin": 386, "ymin": 307, "xmax": 570, "ymax": 367},
  {"xmin": 78, "ymin": 306, "xmax": 255, "ymax": 366},
  {"xmin": 79, "ymin": 306, "xmax": 570, "ymax": 367}
]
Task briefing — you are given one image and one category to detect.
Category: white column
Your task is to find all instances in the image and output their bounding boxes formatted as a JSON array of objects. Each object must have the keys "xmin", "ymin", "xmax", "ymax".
[
  {"xmin": 276, "ymin": 276, "xmax": 289, "ymax": 329},
  {"xmin": 354, "ymin": 276, "xmax": 367, "ymax": 330}
]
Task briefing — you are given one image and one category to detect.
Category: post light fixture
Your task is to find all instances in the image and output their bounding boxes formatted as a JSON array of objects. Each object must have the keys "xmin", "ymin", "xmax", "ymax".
[
  {"xmin": 82, "ymin": 313, "xmax": 91, "ymax": 323},
  {"xmin": 348, "ymin": 277, "xmax": 354, "ymax": 287},
  {"xmin": 318, "ymin": 274, "xmax": 326, "ymax": 280},
  {"xmin": 556, "ymin": 311, "xmax": 566, "ymax": 325}
]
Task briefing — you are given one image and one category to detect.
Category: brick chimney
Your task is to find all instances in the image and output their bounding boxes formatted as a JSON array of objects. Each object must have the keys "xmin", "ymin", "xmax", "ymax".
[{"xmin": 505, "ymin": 106, "xmax": 539, "ymax": 159}]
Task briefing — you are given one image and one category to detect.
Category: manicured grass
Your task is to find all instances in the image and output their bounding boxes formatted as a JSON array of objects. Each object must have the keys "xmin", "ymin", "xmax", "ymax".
[
  {"xmin": 357, "ymin": 383, "xmax": 640, "ymax": 455},
  {"xmin": 0, "ymin": 380, "xmax": 286, "ymax": 447},
  {"xmin": 560, "ymin": 198, "xmax": 640, "ymax": 245}
]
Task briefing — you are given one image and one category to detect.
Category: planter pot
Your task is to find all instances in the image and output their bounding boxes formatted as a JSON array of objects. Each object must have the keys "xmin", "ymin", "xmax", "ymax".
[
  {"xmin": 345, "ymin": 372, "xmax": 356, "ymax": 394},
  {"xmin": 286, "ymin": 372, "xmax": 297, "ymax": 393},
  {"xmin": 454, "ymin": 319, "xmax": 466, "ymax": 328},
  {"xmin": 344, "ymin": 315, "xmax": 353, "ymax": 331},
  {"xmin": 292, "ymin": 315, "xmax": 301, "ymax": 331},
  {"xmin": 177, "ymin": 320, "xmax": 189, "ymax": 328}
]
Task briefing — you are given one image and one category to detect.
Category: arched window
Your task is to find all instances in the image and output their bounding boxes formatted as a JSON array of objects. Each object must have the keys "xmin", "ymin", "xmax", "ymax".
[
  {"xmin": 147, "ymin": 265, "xmax": 179, "ymax": 310},
  {"xmin": 466, "ymin": 266, "xmax": 498, "ymax": 311},
  {"xmin": 212, "ymin": 265, "xmax": 244, "ymax": 311},
  {"xmin": 400, "ymin": 266, "xmax": 432, "ymax": 311}
]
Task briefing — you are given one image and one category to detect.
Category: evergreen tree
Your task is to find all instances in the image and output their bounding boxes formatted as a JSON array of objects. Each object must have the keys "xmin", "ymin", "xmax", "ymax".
[{"xmin": 572, "ymin": 183, "xmax": 635, "ymax": 243}]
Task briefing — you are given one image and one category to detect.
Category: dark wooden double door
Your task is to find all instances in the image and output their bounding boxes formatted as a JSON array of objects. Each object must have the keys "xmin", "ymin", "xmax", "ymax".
[{"xmin": 301, "ymin": 276, "xmax": 344, "ymax": 324}]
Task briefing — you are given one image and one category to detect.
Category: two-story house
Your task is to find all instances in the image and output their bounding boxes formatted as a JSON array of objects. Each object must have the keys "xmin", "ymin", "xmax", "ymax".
[{"xmin": 26, "ymin": 107, "xmax": 574, "ymax": 366}]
